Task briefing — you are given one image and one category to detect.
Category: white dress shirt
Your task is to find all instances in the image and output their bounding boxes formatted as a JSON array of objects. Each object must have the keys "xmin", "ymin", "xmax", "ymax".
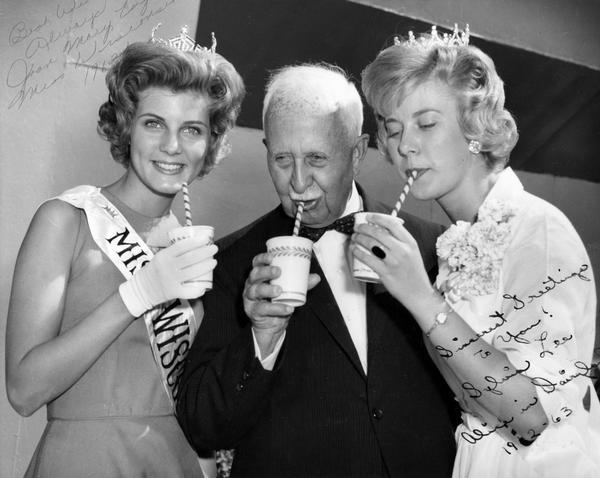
[{"xmin": 255, "ymin": 182, "xmax": 368, "ymax": 373}]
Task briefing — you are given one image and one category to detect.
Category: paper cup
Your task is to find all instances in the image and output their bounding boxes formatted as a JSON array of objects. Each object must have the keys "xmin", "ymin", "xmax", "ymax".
[
  {"xmin": 168, "ymin": 225, "xmax": 215, "ymax": 290},
  {"xmin": 266, "ymin": 235, "xmax": 313, "ymax": 307},
  {"xmin": 352, "ymin": 212, "xmax": 382, "ymax": 284}
]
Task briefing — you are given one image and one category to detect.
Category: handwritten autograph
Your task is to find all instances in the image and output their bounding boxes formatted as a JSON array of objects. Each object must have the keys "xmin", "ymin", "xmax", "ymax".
[
  {"xmin": 531, "ymin": 361, "xmax": 597, "ymax": 393},
  {"xmin": 5, "ymin": 0, "xmax": 177, "ymax": 110},
  {"xmin": 434, "ymin": 263, "xmax": 597, "ymax": 457},
  {"xmin": 460, "ymin": 417, "xmax": 515, "ymax": 445},
  {"xmin": 497, "ymin": 319, "xmax": 541, "ymax": 345},
  {"xmin": 526, "ymin": 264, "xmax": 590, "ymax": 303},
  {"xmin": 462, "ymin": 361, "xmax": 531, "ymax": 398}
]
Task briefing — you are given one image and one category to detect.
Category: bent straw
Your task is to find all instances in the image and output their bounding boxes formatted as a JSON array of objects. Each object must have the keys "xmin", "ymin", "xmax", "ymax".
[
  {"xmin": 390, "ymin": 170, "xmax": 418, "ymax": 217},
  {"xmin": 181, "ymin": 182, "xmax": 192, "ymax": 226},
  {"xmin": 292, "ymin": 202, "xmax": 304, "ymax": 236}
]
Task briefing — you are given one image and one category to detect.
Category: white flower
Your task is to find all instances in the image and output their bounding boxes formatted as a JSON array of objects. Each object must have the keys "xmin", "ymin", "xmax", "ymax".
[{"xmin": 436, "ymin": 199, "xmax": 518, "ymax": 302}]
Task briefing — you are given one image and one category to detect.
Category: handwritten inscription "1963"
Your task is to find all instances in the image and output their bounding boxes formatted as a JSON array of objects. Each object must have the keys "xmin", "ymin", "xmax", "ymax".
[
  {"xmin": 5, "ymin": 0, "xmax": 178, "ymax": 110},
  {"xmin": 436, "ymin": 262, "xmax": 596, "ymax": 459}
]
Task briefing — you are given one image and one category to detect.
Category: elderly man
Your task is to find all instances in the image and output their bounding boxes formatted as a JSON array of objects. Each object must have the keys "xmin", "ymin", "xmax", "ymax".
[{"xmin": 177, "ymin": 64, "xmax": 457, "ymax": 478}]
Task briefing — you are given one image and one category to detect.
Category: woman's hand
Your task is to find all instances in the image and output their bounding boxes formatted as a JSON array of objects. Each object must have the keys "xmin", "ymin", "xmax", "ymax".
[
  {"xmin": 351, "ymin": 213, "xmax": 436, "ymax": 315},
  {"xmin": 352, "ymin": 214, "xmax": 553, "ymax": 440},
  {"xmin": 119, "ymin": 237, "xmax": 218, "ymax": 317}
]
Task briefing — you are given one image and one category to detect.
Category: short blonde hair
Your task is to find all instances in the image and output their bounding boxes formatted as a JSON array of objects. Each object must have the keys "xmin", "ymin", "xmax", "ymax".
[{"xmin": 361, "ymin": 34, "xmax": 518, "ymax": 168}]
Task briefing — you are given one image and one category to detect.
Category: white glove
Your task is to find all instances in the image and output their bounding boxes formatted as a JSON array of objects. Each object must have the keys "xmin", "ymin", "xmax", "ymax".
[{"xmin": 119, "ymin": 237, "xmax": 218, "ymax": 317}]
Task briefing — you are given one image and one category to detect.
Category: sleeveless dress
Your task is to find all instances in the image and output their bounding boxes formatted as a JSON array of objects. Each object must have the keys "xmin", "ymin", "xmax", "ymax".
[
  {"xmin": 24, "ymin": 189, "xmax": 206, "ymax": 478},
  {"xmin": 429, "ymin": 168, "xmax": 600, "ymax": 478}
]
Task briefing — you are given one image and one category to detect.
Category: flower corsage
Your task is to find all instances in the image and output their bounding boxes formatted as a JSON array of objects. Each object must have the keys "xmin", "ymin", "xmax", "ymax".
[{"xmin": 436, "ymin": 199, "xmax": 518, "ymax": 302}]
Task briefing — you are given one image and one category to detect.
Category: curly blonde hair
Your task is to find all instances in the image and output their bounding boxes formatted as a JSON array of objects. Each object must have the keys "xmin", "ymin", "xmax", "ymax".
[{"xmin": 97, "ymin": 41, "xmax": 245, "ymax": 177}]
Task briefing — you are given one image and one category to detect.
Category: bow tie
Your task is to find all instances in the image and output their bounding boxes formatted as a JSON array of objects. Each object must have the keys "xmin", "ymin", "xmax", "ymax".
[{"xmin": 298, "ymin": 213, "xmax": 356, "ymax": 242}]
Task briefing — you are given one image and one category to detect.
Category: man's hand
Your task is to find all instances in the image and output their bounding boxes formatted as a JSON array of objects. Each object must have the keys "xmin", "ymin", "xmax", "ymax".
[{"xmin": 243, "ymin": 252, "xmax": 320, "ymax": 357}]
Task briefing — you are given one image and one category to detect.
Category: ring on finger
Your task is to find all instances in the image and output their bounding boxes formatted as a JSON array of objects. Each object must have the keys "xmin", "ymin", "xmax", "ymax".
[{"xmin": 371, "ymin": 245, "xmax": 386, "ymax": 260}]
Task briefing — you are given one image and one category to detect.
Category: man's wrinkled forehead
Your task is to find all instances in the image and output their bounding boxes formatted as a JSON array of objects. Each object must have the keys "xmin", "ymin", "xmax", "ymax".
[
  {"xmin": 263, "ymin": 107, "xmax": 349, "ymax": 148},
  {"xmin": 265, "ymin": 94, "xmax": 341, "ymax": 124}
]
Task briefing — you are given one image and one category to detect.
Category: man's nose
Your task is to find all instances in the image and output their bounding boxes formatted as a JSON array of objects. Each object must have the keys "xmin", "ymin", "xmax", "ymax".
[
  {"xmin": 160, "ymin": 131, "xmax": 181, "ymax": 155},
  {"xmin": 291, "ymin": 160, "xmax": 311, "ymax": 193}
]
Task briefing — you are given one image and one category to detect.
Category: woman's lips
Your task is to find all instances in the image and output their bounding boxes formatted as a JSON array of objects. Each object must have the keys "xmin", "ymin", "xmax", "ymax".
[
  {"xmin": 153, "ymin": 161, "xmax": 185, "ymax": 174},
  {"xmin": 407, "ymin": 168, "xmax": 428, "ymax": 180}
]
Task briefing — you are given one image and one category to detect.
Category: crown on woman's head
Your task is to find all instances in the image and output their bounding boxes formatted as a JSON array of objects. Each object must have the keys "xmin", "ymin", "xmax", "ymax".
[
  {"xmin": 151, "ymin": 23, "xmax": 217, "ymax": 54},
  {"xmin": 394, "ymin": 24, "xmax": 470, "ymax": 48}
]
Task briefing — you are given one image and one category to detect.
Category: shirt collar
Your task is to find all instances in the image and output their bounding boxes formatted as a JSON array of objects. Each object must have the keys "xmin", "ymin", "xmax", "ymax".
[
  {"xmin": 477, "ymin": 167, "xmax": 524, "ymax": 216},
  {"xmin": 341, "ymin": 181, "xmax": 363, "ymax": 217}
]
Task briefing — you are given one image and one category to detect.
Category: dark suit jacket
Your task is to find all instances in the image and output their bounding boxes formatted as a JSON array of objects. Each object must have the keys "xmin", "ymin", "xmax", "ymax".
[{"xmin": 177, "ymin": 191, "xmax": 457, "ymax": 478}]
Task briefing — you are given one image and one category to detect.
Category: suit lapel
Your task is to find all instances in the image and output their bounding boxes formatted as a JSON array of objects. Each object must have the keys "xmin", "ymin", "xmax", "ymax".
[
  {"xmin": 303, "ymin": 188, "xmax": 390, "ymax": 380},
  {"xmin": 360, "ymin": 188, "xmax": 420, "ymax": 362},
  {"xmin": 360, "ymin": 187, "xmax": 443, "ymax": 367},
  {"xmin": 361, "ymin": 191, "xmax": 389, "ymax": 295},
  {"xmin": 293, "ymin": 184, "xmax": 439, "ymax": 381},
  {"xmin": 265, "ymin": 206, "xmax": 365, "ymax": 378},
  {"xmin": 307, "ymin": 257, "xmax": 366, "ymax": 380}
]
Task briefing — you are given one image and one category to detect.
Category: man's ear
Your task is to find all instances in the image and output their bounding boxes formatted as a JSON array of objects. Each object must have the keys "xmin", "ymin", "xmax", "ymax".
[{"xmin": 351, "ymin": 133, "xmax": 370, "ymax": 176}]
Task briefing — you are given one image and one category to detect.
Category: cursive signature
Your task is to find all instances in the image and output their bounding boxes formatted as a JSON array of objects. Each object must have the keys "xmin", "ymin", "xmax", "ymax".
[
  {"xmin": 527, "ymin": 264, "xmax": 590, "ymax": 303},
  {"xmin": 496, "ymin": 319, "xmax": 541, "ymax": 345},
  {"xmin": 531, "ymin": 361, "xmax": 597, "ymax": 393},
  {"xmin": 460, "ymin": 417, "xmax": 515, "ymax": 444},
  {"xmin": 5, "ymin": 0, "xmax": 177, "ymax": 109},
  {"xmin": 455, "ymin": 311, "xmax": 507, "ymax": 352}
]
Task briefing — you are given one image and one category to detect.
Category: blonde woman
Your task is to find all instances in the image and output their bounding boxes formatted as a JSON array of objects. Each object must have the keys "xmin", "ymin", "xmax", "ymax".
[{"xmin": 356, "ymin": 26, "xmax": 600, "ymax": 477}]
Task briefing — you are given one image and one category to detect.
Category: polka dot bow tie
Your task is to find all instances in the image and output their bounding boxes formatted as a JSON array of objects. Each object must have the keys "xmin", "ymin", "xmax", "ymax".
[{"xmin": 298, "ymin": 213, "xmax": 357, "ymax": 242}]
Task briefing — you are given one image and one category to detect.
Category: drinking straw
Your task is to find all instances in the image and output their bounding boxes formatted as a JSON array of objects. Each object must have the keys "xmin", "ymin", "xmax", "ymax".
[
  {"xmin": 292, "ymin": 201, "xmax": 304, "ymax": 236},
  {"xmin": 181, "ymin": 182, "xmax": 192, "ymax": 226},
  {"xmin": 390, "ymin": 170, "xmax": 418, "ymax": 217}
]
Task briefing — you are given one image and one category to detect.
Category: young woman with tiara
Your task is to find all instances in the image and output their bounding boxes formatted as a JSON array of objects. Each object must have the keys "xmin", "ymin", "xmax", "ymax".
[
  {"xmin": 354, "ymin": 25, "xmax": 600, "ymax": 477},
  {"xmin": 6, "ymin": 25, "xmax": 245, "ymax": 477}
]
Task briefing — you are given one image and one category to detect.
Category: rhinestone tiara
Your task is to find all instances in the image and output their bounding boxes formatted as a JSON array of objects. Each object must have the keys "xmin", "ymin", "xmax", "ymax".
[
  {"xmin": 151, "ymin": 23, "xmax": 217, "ymax": 54},
  {"xmin": 394, "ymin": 24, "xmax": 470, "ymax": 48}
]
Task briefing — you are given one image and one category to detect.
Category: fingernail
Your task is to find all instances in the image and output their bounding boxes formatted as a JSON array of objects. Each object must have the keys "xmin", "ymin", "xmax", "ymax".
[{"xmin": 285, "ymin": 306, "xmax": 293, "ymax": 314}]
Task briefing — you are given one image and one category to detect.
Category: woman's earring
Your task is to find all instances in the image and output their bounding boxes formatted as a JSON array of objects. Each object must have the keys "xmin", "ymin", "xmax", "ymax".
[{"xmin": 468, "ymin": 140, "xmax": 481, "ymax": 154}]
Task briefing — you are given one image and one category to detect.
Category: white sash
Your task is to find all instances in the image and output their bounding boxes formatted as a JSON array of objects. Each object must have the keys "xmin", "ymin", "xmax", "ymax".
[{"xmin": 56, "ymin": 185, "xmax": 199, "ymax": 406}]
